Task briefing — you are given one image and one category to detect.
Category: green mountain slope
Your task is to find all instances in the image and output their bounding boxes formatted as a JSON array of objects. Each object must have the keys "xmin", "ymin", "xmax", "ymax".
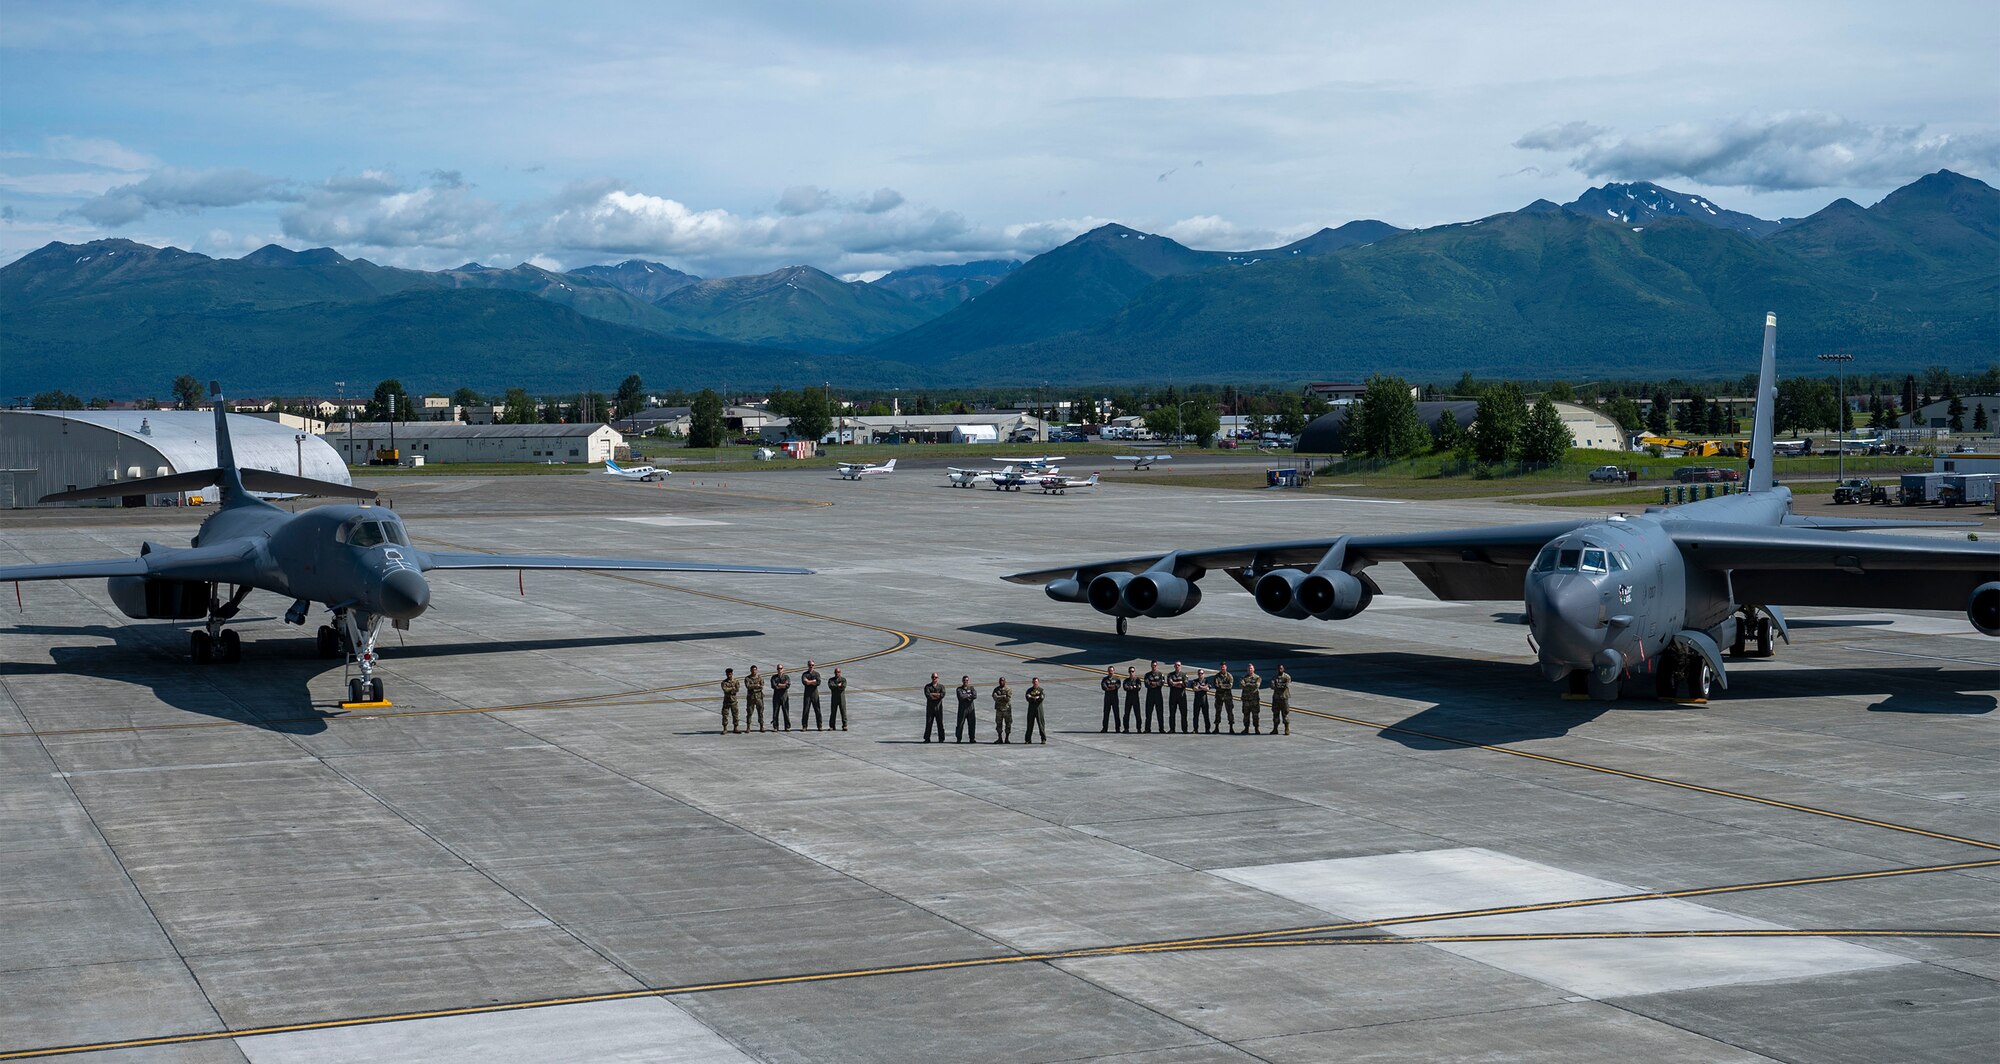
[
  {"xmin": 871, "ymin": 259, "xmax": 1020, "ymax": 314},
  {"xmin": 652, "ymin": 265, "xmax": 935, "ymax": 351}
]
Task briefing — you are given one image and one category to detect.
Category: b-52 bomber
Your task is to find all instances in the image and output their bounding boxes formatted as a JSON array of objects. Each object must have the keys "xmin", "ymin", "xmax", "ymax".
[
  {"xmin": 2, "ymin": 385, "xmax": 809, "ymax": 705},
  {"xmin": 1007, "ymin": 316, "xmax": 1998, "ymax": 701}
]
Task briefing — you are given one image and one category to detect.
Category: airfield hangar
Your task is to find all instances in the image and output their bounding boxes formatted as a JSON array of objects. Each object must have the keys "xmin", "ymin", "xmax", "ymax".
[
  {"xmin": 1294, "ymin": 401, "xmax": 1626, "ymax": 453},
  {"xmin": 0, "ymin": 410, "xmax": 350, "ymax": 508},
  {"xmin": 325, "ymin": 421, "xmax": 623, "ymax": 465}
]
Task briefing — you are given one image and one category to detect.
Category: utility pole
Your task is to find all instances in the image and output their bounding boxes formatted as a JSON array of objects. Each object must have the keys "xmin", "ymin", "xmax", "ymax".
[{"xmin": 1818, "ymin": 352, "xmax": 1853, "ymax": 483}]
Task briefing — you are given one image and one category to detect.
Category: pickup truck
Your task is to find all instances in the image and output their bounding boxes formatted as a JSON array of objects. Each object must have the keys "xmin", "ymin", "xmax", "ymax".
[
  {"xmin": 1587, "ymin": 465, "xmax": 1630, "ymax": 483},
  {"xmin": 1832, "ymin": 478, "xmax": 1875, "ymax": 504}
]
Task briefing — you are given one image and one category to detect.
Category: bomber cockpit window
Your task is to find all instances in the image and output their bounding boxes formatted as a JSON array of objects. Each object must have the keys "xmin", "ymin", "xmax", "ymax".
[
  {"xmin": 1611, "ymin": 552, "xmax": 1630, "ymax": 572},
  {"xmin": 1556, "ymin": 548, "xmax": 1582, "ymax": 571},
  {"xmin": 1581, "ymin": 549, "xmax": 1609, "ymax": 573},
  {"xmin": 381, "ymin": 521, "xmax": 409, "ymax": 546},
  {"xmin": 1533, "ymin": 547, "xmax": 1558, "ymax": 573},
  {"xmin": 350, "ymin": 521, "xmax": 387, "ymax": 548}
]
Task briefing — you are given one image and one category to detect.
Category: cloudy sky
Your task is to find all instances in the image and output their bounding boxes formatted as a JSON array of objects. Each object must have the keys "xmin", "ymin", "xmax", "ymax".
[{"xmin": 3, "ymin": 1, "xmax": 1994, "ymax": 277}]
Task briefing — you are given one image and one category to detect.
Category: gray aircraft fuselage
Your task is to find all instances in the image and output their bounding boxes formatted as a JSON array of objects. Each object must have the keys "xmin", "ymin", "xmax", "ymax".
[{"xmin": 201, "ymin": 499, "xmax": 431, "ymax": 622}]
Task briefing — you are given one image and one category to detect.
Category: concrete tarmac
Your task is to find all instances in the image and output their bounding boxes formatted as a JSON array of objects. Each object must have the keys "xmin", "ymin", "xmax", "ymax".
[{"xmin": 2, "ymin": 469, "xmax": 1996, "ymax": 1062}]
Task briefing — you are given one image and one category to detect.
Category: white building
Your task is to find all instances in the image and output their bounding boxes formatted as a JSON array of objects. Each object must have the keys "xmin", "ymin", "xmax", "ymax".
[
  {"xmin": 1902, "ymin": 394, "xmax": 2000, "ymax": 432},
  {"xmin": 327, "ymin": 422, "xmax": 622, "ymax": 465},
  {"xmin": 1557, "ymin": 401, "xmax": 1626, "ymax": 451},
  {"xmin": 0, "ymin": 410, "xmax": 349, "ymax": 508}
]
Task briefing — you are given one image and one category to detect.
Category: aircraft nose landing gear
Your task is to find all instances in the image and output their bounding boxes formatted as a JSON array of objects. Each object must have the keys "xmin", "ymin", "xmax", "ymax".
[{"xmin": 335, "ymin": 609, "xmax": 393, "ymax": 707}]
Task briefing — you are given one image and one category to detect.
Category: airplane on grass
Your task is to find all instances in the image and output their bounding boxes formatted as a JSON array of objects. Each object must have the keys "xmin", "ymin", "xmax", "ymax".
[
  {"xmin": 1037, "ymin": 472, "xmax": 1099, "ymax": 495},
  {"xmin": 603, "ymin": 459, "xmax": 669, "ymax": 481},
  {"xmin": 1114, "ymin": 454, "xmax": 1172, "ymax": 470},
  {"xmin": 836, "ymin": 458, "xmax": 896, "ymax": 480},
  {"xmin": 4, "ymin": 385, "xmax": 809, "ymax": 706},
  {"xmin": 1006, "ymin": 315, "xmax": 1997, "ymax": 701}
]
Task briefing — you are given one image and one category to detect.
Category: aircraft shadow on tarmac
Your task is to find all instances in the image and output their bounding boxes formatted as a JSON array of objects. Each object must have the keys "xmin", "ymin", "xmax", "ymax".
[
  {"xmin": 958, "ymin": 622, "xmax": 1995, "ymax": 748},
  {"xmin": 5, "ymin": 623, "xmax": 761, "ymax": 734}
]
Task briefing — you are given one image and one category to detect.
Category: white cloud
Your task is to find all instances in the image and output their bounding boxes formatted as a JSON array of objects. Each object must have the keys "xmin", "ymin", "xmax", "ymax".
[
  {"xmin": 278, "ymin": 169, "xmax": 499, "ymax": 250},
  {"xmin": 44, "ymin": 135, "xmax": 158, "ymax": 172},
  {"xmin": 1520, "ymin": 113, "xmax": 2000, "ymax": 191},
  {"xmin": 1159, "ymin": 214, "xmax": 1299, "ymax": 250},
  {"xmin": 1512, "ymin": 121, "xmax": 1608, "ymax": 153},
  {"xmin": 71, "ymin": 167, "xmax": 297, "ymax": 226},
  {"xmin": 775, "ymin": 185, "xmax": 833, "ymax": 215}
]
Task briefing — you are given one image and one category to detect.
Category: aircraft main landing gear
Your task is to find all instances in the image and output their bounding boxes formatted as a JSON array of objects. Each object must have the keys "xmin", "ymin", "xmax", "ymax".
[
  {"xmin": 190, "ymin": 584, "xmax": 252, "ymax": 664},
  {"xmin": 1116, "ymin": 617, "xmax": 1128, "ymax": 637}
]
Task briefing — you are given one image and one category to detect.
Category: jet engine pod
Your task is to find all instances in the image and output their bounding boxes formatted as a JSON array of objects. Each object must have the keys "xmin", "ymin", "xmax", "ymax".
[
  {"xmin": 1045, "ymin": 577, "xmax": 1087, "ymax": 603},
  {"xmin": 1298, "ymin": 569, "xmax": 1371, "ymax": 620},
  {"xmin": 1253, "ymin": 569, "xmax": 1313, "ymax": 619},
  {"xmin": 1127, "ymin": 574, "xmax": 1201, "ymax": 617},
  {"xmin": 107, "ymin": 576, "xmax": 210, "ymax": 620},
  {"xmin": 1970, "ymin": 581, "xmax": 2000, "ymax": 637},
  {"xmin": 1087, "ymin": 572, "xmax": 1142, "ymax": 617}
]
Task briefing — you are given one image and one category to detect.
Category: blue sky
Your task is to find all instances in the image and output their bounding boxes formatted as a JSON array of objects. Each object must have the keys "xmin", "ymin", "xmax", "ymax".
[{"xmin": 3, "ymin": 1, "xmax": 1994, "ymax": 277}]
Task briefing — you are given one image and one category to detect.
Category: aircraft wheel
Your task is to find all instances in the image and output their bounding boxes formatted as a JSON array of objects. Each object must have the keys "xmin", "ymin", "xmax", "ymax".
[
  {"xmin": 1684, "ymin": 655, "xmax": 1712, "ymax": 700},
  {"xmin": 189, "ymin": 630, "xmax": 213, "ymax": 664},
  {"xmin": 1588, "ymin": 671, "xmax": 1622, "ymax": 701},
  {"xmin": 1653, "ymin": 648, "xmax": 1679, "ymax": 698},
  {"xmin": 316, "ymin": 625, "xmax": 340, "ymax": 659},
  {"xmin": 1730, "ymin": 624, "xmax": 1747, "ymax": 657},
  {"xmin": 347, "ymin": 678, "xmax": 367, "ymax": 703},
  {"xmin": 218, "ymin": 629, "xmax": 242, "ymax": 663},
  {"xmin": 368, "ymin": 678, "xmax": 385, "ymax": 702},
  {"xmin": 1755, "ymin": 617, "xmax": 1774, "ymax": 657},
  {"xmin": 1116, "ymin": 617, "xmax": 1128, "ymax": 637}
]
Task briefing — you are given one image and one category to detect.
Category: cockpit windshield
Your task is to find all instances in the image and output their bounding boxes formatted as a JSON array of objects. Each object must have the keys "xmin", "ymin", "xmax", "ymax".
[
  {"xmin": 1533, "ymin": 547, "xmax": 1557, "ymax": 573},
  {"xmin": 1581, "ymin": 549, "xmax": 1608, "ymax": 573},
  {"xmin": 340, "ymin": 518, "xmax": 408, "ymax": 548},
  {"xmin": 1556, "ymin": 548, "xmax": 1582, "ymax": 571}
]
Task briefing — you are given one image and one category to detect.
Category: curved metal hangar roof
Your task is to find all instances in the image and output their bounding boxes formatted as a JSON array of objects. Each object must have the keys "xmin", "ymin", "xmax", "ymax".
[{"xmin": 0, "ymin": 410, "xmax": 349, "ymax": 506}]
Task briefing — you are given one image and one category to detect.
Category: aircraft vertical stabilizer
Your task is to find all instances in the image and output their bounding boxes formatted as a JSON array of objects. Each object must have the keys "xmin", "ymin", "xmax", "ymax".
[
  {"xmin": 1746, "ymin": 313, "xmax": 1778, "ymax": 494},
  {"xmin": 208, "ymin": 381, "xmax": 251, "ymax": 506}
]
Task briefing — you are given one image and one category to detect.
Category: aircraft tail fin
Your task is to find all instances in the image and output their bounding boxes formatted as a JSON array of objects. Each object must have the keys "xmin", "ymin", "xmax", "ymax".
[
  {"xmin": 209, "ymin": 382, "xmax": 253, "ymax": 507},
  {"xmin": 881, "ymin": 459, "xmax": 895, "ymax": 471},
  {"xmin": 604, "ymin": 460, "xmax": 623, "ymax": 473},
  {"xmin": 1747, "ymin": 314, "xmax": 1778, "ymax": 493}
]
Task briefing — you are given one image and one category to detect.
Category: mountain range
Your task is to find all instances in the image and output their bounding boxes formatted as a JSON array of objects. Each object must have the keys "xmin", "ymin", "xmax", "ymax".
[{"xmin": 3, "ymin": 171, "xmax": 1993, "ymax": 394}]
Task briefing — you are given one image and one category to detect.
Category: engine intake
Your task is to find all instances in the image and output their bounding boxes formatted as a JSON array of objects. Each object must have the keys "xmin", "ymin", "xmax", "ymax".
[
  {"xmin": 1127, "ymin": 574, "xmax": 1201, "ymax": 617},
  {"xmin": 1971, "ymin": 582, "xmax": 2000, "ymax": 637},
  {"xmin": 107, "ymin": 576, "xmax": 210, "ymax": 620},
  {"xmin": 1254, "ymin": 569, "xmax": 1312, "ymax": 619},
  {"xmin": 1297, "ymin": 570, "xmax": 1372, "ymax": 620},
  {"xmin": 1087, "ymin": 572, "xmax": 1142, "ymax": 617}
]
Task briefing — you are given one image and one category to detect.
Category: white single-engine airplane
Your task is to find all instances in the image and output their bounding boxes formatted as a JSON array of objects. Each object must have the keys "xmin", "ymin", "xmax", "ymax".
[
  {"xmin": 1037, "ymin": 472, "xmax": 1099, "ymax": 495},
  {"xmin": 603, "ymin": 459, "xmax": 669, "ymax": 482},
  {"xmin": 1114, "ymin": 454, "xmax": 1172, "ymax": 470},
  {"xmin": 836, "ymin": 458, "xmax": 896, "ymax": 480},
  {"xmin": 947, "ymin": 465, "xmax": 1039, "ymax": 490}
]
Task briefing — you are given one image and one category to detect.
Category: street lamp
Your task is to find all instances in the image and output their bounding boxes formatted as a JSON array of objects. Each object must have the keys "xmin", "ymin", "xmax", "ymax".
[{"xmin": 1817, "ymin": 353, "xmax": 1854, "ymax": 483}]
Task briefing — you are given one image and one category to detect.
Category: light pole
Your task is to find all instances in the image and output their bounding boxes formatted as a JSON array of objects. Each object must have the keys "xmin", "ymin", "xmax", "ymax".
[
  {"xmin": 1176, "ymin": 400, "xmax": 1196, "ymax": 445},
  {"xmin": 1817, "ymin": 353, "xmax": 1853, "ymax": 483}
]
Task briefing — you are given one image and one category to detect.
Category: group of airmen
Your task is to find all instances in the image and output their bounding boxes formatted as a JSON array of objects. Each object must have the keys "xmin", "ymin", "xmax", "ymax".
[
  {"xmin": 1098, "ymin": 661, "xmax": 1293, "ymax": 735},
  {"xmin": 718, "ymin": 659, "xmax": 1296, "ymax": 741},
  {"xmin": 717, "ymin": 661, "xmax": 848, "ymax": 732}
]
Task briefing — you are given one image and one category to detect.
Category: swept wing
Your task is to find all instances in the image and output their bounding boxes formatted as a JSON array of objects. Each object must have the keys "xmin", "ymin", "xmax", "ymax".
[{"xmin": 1668, "ymin": 522, "xmax": 1998, "ymax": 611}]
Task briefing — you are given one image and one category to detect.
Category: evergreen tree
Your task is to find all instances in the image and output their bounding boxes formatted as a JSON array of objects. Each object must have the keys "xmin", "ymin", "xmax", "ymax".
[
  {"xmin": 1604, "ymin": 396, "xmax": 1645, "ymax": 432},
  {"xmin": 1547, "ymin": 380, "xmax": 1576, "ymax": 402},
  {"xmin": 1472, "ymin": 383, "xmax": 1528, "ymax": 463},
  {"xmin": 1678, "ymin": 393, "xmax": 1707, "ymax": 434},
  {"xmin": 452, "ymin": 387, "xmax": 483, "ymax": 408},
  {"xmin": 688, "ymin": 388, "xmax": 726, "ymax": 448},
  {"xmin": 172, "ymin": 374, "xmax": 204, "ymax": 410},
  {"xmin": 1946, "ymin": 386, "xmax": 1966, "ymax": 433},
  {"xmin": 1432, "ymin": 407, "xmax": 1463, "ymax": 453},
  {"xmin": 1347, "ymin": 375, "xmax": 1429, "ymax": 459},
  {"xmin": 32, "ymin": 389, "xmax": 84, "ymax": 410},
  {"xmin": 1646, "ymin": 391, "xmax": 1671, "ymax": 435},
  {"xmin": 1518, "ymin": 398, "xmax": 1573, "ymax": 465},
  {"xmin": 364, "ymin": 379, "xmax": 409, "ymax": 422},
  {"xmin": 614, "ymin": 374, "xmax": 646, "ymax": 416},
  {"xmin": 1452, "ymin": 372, "xmax": 1481, "ymax": 398},
  {"xmin": 1973, "ymin": 403, "xmax": 1989, "ymax": 433},
  {"xmin": 500, "ymin": 387, "xmax": 538, "ymax": 424}
]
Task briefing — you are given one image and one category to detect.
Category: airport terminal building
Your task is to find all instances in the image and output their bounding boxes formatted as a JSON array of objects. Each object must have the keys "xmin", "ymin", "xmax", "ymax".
[{"xmin": 0, "ymin": 409, "xmax": 350, "ymax": 508}]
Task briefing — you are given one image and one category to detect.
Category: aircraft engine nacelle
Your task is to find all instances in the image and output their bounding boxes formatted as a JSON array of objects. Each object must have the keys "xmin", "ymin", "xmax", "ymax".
[
  {"xmin": 1126, "ymin": 574, "xmax": 1202, "ymax": 618},
  {"xmin": 1254, "ymin": 569, "xmax": 1313, "ymax": 619},
  {"xmin": 1087, "ymin": 572, "xmax": 1143, "ymax": 618},
  {"xmin": 1045, "ymin": 577, "xmax": 1087, "ymax": 604},
  {"xmin": 1297, "ymin": 569, "xmax": 1372, "ymax": 621},
  {"xmin": 106, "ymin": 576, "xmax": 210, "ymax": 620},
  {"xmin": 1971, "ymin": 582, "xmax": 2000, "ymax": 637}
]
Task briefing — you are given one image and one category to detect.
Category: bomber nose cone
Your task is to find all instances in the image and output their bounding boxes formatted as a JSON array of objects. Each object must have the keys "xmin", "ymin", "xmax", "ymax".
[
  {"xmin": 379, "ymin": 569, "xmax": 431, "ymax": 620},
  {"xmin": 1531, "ymin": 577, "xmax": 1603, "ymax": 667}
]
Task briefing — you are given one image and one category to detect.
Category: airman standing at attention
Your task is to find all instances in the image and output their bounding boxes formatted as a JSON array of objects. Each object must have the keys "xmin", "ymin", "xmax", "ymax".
[
  {"xmin": 1142, "ymin": 661, "xmax": 1166, "ymax": 733},
  {"xmin": 1166, "ymin": 661, "xmax": 1189, "ymax": 733},
  {"xmin": 1121, "ymin": 666, "xmax": 1143, "ymax": 733},
  {"xmin": 745, "ymin": 665, "xmax": 766, "ymax": 732},
  {"xmin": 1240, "ymin": 664, "xmax": 1262, "ymax": 735},
  {"xmin": 1099, "ymin": 667, "xmax": 1120, "ymax": 733},
  {"xmin": 991, "ymin": 678, "xmax": 1013, "ymax": 744},
  {"xmin": 1024, "ymin": 677, "xmax": 1047, "ymax": 744},
  {"xmin": 719, "ymin": 668, "xmax": 742, "ymax": 734},
  {"xmin": 770, "ymin": 665, "xmax": 793, "ymax": 732},
  {"xmin": 1213, "ymin": 662, "xmax": 1235, "ymax": 735},
  {"xmin": 922, "ymin": 673, "xmax": 946, "ymax": 742},
  {"xmin": 1190, "ymin": 669, "xmax": 1211, "ymax": 733},
  {"xmin": 955, "ymin": 675, "xmax": 979, "ymax": 743},
  {"xmin": 800, "ymin": 660, "xmax": 823, "ymax": 730},
  {"xmin": 1269, "ymin": 664, "xmax": 1292, "ymax": 735},
  {"xmin": 827, "ymin": 667, "xmax": 848, "ymax": 731}
]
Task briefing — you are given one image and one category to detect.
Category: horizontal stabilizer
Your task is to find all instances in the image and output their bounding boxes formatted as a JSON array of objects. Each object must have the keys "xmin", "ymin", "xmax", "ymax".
[
  {"xmin": 40, "ymin": 467, "xmax": 375, "ymax": 503},
  {"xmin": 239, "ymin": 469, "xmax": 377, "ymax": 499}
]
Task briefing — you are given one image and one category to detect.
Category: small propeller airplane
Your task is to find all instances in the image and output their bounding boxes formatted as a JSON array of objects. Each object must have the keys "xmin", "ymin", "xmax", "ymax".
[
  {"xmin": 1114, "ymin": 454, "xmax": 1172, "ymax": 470},
  {"xmin": 998, "ymin": 455, "xmax": 1067, "ymax": 473},
  {"xmin": 948, "ymin": 466, "xmax": 1036, "ymax": 491},
  {"xmin": 1037, "ymin": 472, "xmax": 1099, "ymax": 495},
  {"xmin": 836, "ymin": 458, "xmax": 897, "ymax": 480},
  {"xmin": 603, "ymin": 459, "xmax": 669, "ymax": 481}
]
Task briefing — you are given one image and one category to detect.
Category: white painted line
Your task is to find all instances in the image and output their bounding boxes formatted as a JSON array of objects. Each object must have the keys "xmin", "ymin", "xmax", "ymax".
[
  {"xmin": 610, "ymin": 516, "xmax": 730, "ymax": 527},
  {"xmin": 1214, "ymin": 848, "xmax": 1903, "ymax": 999},
  {"xmin": 238, "ymin": 997, "xmax": 754, "ymax": 1064}
]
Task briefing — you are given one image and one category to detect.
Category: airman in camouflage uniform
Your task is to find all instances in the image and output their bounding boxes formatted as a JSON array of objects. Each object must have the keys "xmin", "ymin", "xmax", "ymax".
[
  {"xmin": 719, "ymin": 668, "xmax": 742, "ymax": 734},
  {"xmin": 991, "ymin": 678, "xmax": 1013, "ymax": 744},
  {"xmin": 1269, "ymin": 664, "xmax": 1292, "ymax": 735},
  {"xmin": 1213, "ymin": 663, "xmax": 1235, "ymax": 734},
  {"xmin": 1240, "ymin": 664, "xmax": 1262, "ymax": 735},
  {"xmin": 744, "ymin": 665, "xmax": 766, "ymax": 732}
]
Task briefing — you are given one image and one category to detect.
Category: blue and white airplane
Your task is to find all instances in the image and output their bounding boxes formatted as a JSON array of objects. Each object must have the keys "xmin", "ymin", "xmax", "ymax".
[{"xmin": 603, "ymin": 459, "xmax": 669, "ymax": 482}]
